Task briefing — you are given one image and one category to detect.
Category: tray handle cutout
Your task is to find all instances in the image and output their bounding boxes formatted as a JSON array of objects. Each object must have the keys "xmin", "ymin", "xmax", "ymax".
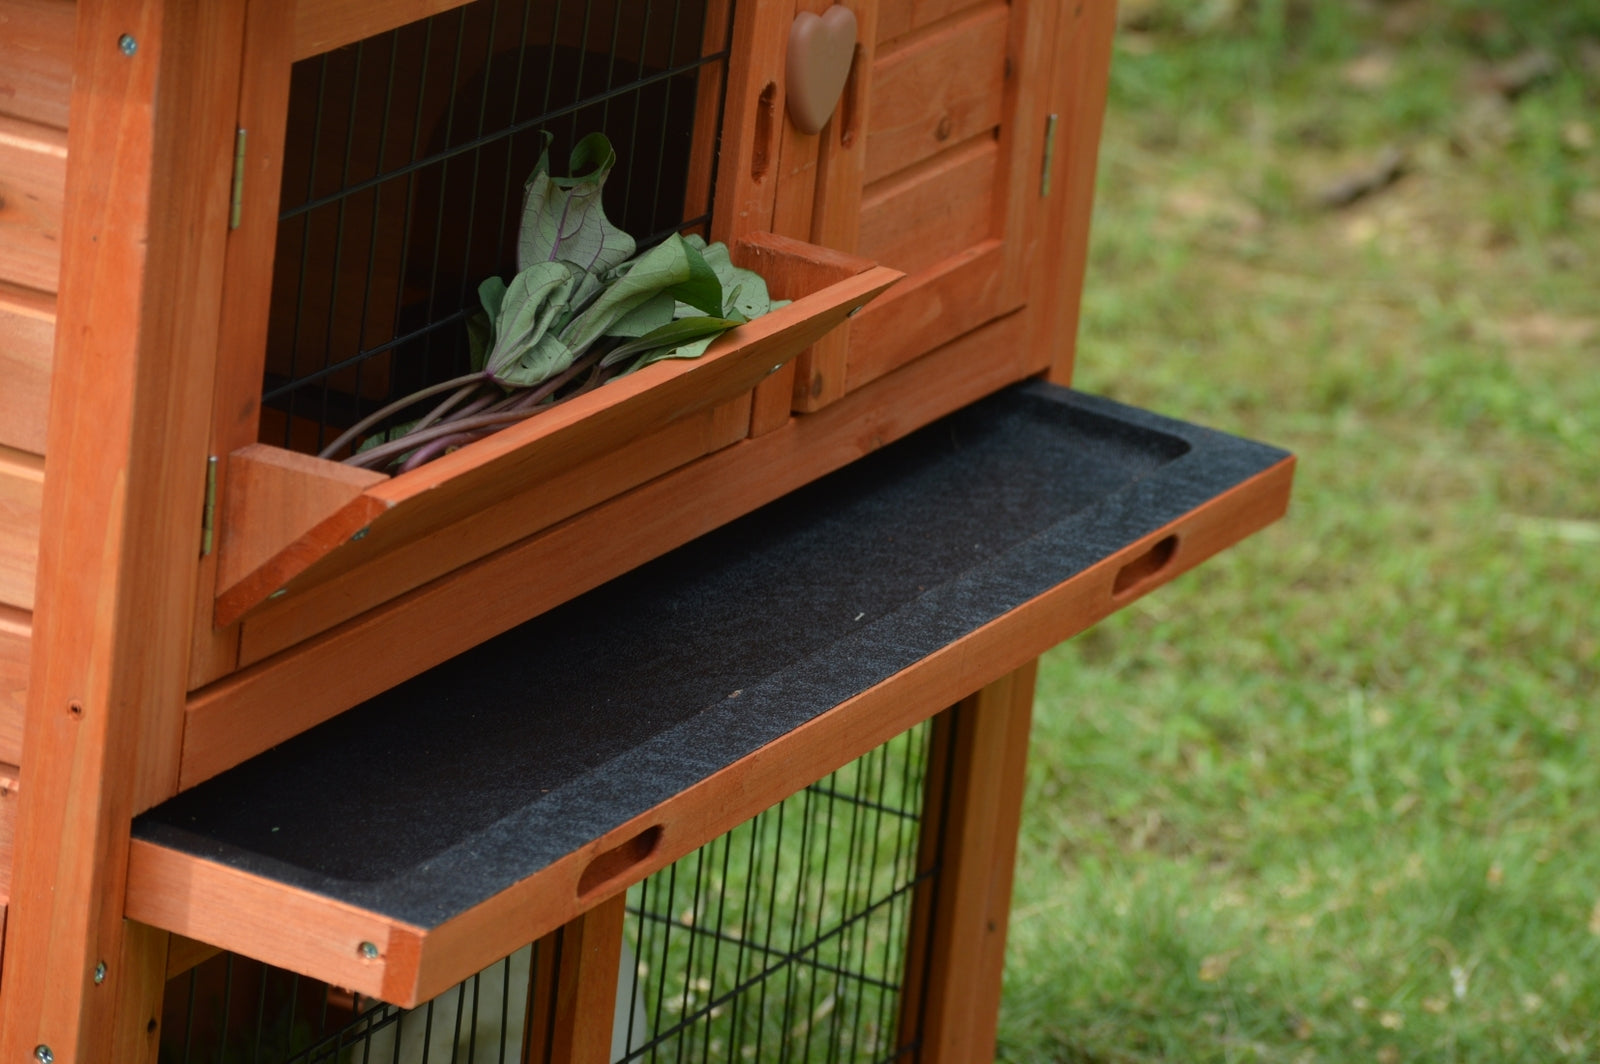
[
  {"xmin": 578, "ymin": 825, "xmax": 664, "ymax": 899},
  {"xmin": 1112, "ymin": 534, "xmax": 1179, "ymax": 599}
]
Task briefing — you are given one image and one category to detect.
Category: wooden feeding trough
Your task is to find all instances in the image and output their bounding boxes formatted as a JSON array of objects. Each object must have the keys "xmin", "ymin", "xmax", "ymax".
[{"xmin": 0, "ymin": 0, "xmax": 1294, "ymax": 1060}]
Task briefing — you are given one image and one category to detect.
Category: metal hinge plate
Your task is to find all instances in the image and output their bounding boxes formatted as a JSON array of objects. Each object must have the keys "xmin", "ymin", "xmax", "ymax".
[
  {"xmin": 230, "ymin": 128, "xmax": 248, "ymax": 230},
  {"xmin": 201, "ymin": 455, "xmax": 218, "ymax": 556}
]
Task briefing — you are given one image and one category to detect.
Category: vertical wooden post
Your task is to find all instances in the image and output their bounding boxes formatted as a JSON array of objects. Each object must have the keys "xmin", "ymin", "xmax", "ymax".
[
  {"xmin": 898, "ymin": 660, "xmax": 1039, "ymax": 1063},
  {"xmin": 0, "ymin": 0, "xmax": 247, "ymax": 1059},
  {"xmin": 1036, "ymin": 0, "xmax": 1119, "ymax": 386},
  {"xmin": 524, "ymin": 893, "xmax": 629, "ymax": 1064}
]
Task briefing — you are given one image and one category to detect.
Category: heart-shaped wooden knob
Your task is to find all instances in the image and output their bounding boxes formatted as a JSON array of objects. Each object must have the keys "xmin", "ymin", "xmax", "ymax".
[{"xmin": 786, "ymin": 6, "xmax": 858, "ymax": 136}]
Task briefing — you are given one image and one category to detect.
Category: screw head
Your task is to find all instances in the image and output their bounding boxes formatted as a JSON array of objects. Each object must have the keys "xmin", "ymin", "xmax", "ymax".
[
  {"xmin": 94, "ymin": 961, "xmax": 107, "ymax": 984},
  {"xmin": 34, "ymin": 1046, "xmax": 53, "ymax": 1064},
  {"xmin": 117, "ymin": 34, "xmax": 137, "ymax": 56},
  {"xmin": 358, "ymin": 941, "xmax": 379, "ymax": 960}
]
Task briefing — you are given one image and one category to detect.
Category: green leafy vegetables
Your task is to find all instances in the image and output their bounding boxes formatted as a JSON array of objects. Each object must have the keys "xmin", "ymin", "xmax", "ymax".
[{"xmin": 319, "ymin": 133, "xmax": 784, "ymax": 472}]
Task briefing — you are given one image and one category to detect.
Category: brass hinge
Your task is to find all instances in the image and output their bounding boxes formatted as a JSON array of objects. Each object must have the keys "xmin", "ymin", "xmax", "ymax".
[
  {"xmin": 1041, "ymin": 113, "xmax": 1059, "ymax": 198},
  {"xmin": 200, "ymin": 455, "xmax": 218, "ymax": 557},
  {"xmin": 229, "ymin": 128, "xmax": 248, "ymax": 230}
]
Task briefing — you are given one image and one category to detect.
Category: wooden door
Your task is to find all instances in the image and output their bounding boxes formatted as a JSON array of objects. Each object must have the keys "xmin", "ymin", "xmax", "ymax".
[{"xmin": 782, "ymin": 0, "xmax": 1061, "ymax": 410}]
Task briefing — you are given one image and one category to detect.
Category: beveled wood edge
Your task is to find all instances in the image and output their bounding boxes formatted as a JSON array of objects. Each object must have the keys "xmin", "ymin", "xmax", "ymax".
[
  {"xmin": 133, "ymin": 455, "xmax": 1294, "ymax": 1004},
  {"xmin": 179, "ymin": 309, "xmax": 1038, "ymax": 790}
]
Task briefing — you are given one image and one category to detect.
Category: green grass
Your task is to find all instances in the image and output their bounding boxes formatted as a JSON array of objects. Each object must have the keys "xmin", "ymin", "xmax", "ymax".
[{"xmin": 1002, "ymin": 2, "xmax": 1600, "ymax": 1061}]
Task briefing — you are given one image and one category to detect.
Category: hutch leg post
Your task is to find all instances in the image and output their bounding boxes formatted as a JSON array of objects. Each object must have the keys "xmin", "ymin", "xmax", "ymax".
[
  {"xmin": 899, "ymin": 659, "xmax": 1038, "ymax": 1062},
  {"xmin": 525, "ymin": 893, "xmax": 629, "ymax": 1064},
  {"xmin": 0, "ymin": 0, "xmax": 247, "ymax": 1058}
]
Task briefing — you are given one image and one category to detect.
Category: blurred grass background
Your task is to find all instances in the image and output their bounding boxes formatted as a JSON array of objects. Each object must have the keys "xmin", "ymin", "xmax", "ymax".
[{"xmin": 1002, "ymin": 1, "xmax": 1600, "ymax": 1060}]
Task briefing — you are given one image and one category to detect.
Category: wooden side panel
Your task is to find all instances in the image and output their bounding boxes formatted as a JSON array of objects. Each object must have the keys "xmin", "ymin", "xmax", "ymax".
[
  {"xmin": 0, "ymin": 0, "xmax": 250, "ymax": 1058},
  {"xmin": 0, "ymin": 282, "xmax": 54, "ymax": 454},
  {"xmin": 0, "ymin": 448, "xmax": 42, "ymax": 612},
  {"xmin": 0, "ymin": 0, "xmax": 75, "ymax": 130},
  {"xmin": 858, "ymin": 137, "xmax": 997, "ymax": 278},
  {"xmin": 0, "ymin": 114, "xmax": 67, "ymax": 293},
  {"xmin": 864, "ymin": 2, "xmax": 1006, "ymax": 185},
  {"xmin": 0, "ymin": 608, "xmax": 25, "ymax": 763}
]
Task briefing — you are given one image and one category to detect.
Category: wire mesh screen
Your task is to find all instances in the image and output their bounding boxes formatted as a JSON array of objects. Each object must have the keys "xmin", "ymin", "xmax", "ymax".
[
  {"xmin": 611, "ymin": 719, "xmax": 942, "ymax": 1062},
  {"xmin": 158, "ymin": 945, "xmax": 539, "ymax": 1063},
  {"xmin": 263, "ymin": 0, "xmax": 731, "ymax": 454},
  {"xmin": 157, "ymin": 718, "xmax": 946, "ymax": 1063}
]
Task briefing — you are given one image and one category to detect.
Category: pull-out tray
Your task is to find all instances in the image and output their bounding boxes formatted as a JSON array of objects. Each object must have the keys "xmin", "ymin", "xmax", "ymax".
[{"xmin": 129, "ymin": 383, "xmax": 1294, "ymax": 1004}]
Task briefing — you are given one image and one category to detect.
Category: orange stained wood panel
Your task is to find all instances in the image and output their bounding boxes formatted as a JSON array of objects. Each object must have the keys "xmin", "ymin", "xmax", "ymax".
[
  {"xmin": 784, "ymin": 0, "xmax": 877, "ymax": 414},
  {"xmin": 230, "ymin": 395, "xmax": 753, "ymax": 670},
  {"xmin": 0, "ymin": 0, "xmax": 75, "ymax": 130},
  {"xmin": 0, "ymin": 446, "xmax": 42, "ymax": 612},
  {"xmin": 864, "ymin": 2, "xmax": 1007, "ymax": 186},
  {"xmin": 859, "ymin": 135, "xmax": 998, "ymax": 278},
  {"xmin": 876, "ymin": 0, "xmax": 987, "ymax": 45},
  {"xmin": 0, "ymin": 281, "xmax": 54, "ymax": 454},
  {"xmin": 0, "ymin": 0, "xmax": 250, "ymax": 1057},
  {"xmin": 131, "ymin": 453, "xmax": 1294, "ymax": 1005},
  {"xmin": 0, "ymin": 608, "xmax": 24, "ymax": 763},
  {"xmin": 531, "ymin": 895, "xmax": 628, "ymax": 1064},
  {"xmin": 180, "ymin": 308, "xmax": 1041, "ymax": 789},
  {"xmin": 0, "ymin": 112, "xmax": 67, "ymax": 293}
]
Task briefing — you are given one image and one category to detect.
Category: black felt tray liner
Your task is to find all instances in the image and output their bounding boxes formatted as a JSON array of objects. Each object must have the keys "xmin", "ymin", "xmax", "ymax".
[{"xmin": 135, "ymin": 383, "xmax": 1288, "ymax": 928}]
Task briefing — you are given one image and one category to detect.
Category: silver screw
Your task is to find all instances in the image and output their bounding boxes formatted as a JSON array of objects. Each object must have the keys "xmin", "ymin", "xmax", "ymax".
[
  {"xmin": 34, "ymin": 1046, "xmax": 53, "ymax": 1064},
  {"xmin": 358, "ymin": 941, "xmax": 379, "ymax": 960},
  {"xmin": 350, "ymin": 527, "xmax": 369, "ymax": 542},
  {"xmin": 117, "ymin": 34, "xmax": 137, "ymax": 56},
  {"xmin": 93, "ymin": 961, "xmax": 107, "ymax": 984}
]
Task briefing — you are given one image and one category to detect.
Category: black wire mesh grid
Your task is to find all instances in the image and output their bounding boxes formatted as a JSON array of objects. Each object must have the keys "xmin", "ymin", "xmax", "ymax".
[
  {"xmin": 262, "ymin": 0, "xmax": 733, "ymax": 455},
  {"xmin": 156, "ymin": 717, "xmax": 947, "ymax": 1063}
]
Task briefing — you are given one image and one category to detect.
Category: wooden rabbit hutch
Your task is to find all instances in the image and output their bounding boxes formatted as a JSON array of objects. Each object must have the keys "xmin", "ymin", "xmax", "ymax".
[{"xmin": 0, "ymin": 0, "xmax": 1295, "ymax": 1060}]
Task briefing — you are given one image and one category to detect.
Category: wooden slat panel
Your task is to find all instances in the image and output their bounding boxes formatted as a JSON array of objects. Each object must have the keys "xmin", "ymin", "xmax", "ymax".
[
  {"xmin": 876, "ymin": 0, "xmax": 984, "ymax": 46},
  {"xmin": 0, "ymin": 0, "xmax": 75, "ymax": 130},
  {"xmin": 865, "ymin": 3, "xmax": 1006, "ymax": 185},
  {"xmin": 0, "ymin": 113, "xmax": 67, "ymax": 292},
  {"xmin": 859, "ymin": 136, "xmax": 997, "ymax": 278},
  {"xmin": 0, "ymin": 448, "xmax": 41, "ymax": 612},
  {"xmin": 0, "ymin": 608, "xmax": 26, "ymax": 764},
  {"xmin": 0, "ymin": 281, "xmax": 53, "ymax": 454}
]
